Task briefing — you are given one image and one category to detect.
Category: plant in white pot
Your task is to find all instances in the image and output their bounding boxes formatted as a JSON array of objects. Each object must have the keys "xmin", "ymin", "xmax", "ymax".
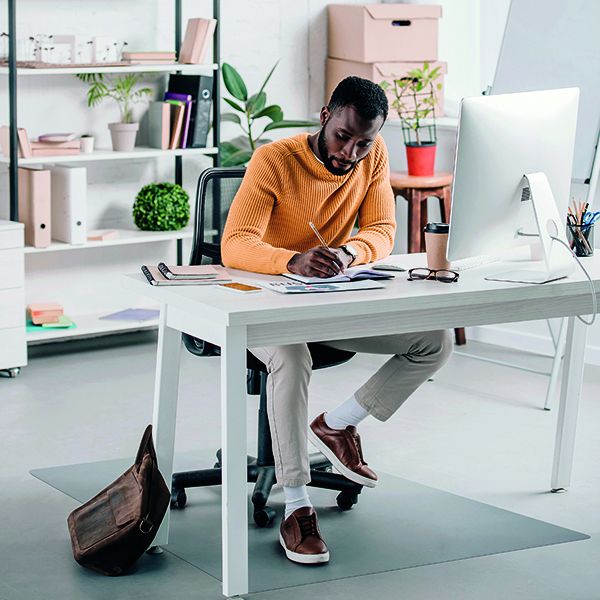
[
  {"xmin": 76, "ymin": 73, "xmax": 152, "ymax": 152},
  {"xmin": 380, "ymin": 62, "xmax": 442, "ymax": 176}
]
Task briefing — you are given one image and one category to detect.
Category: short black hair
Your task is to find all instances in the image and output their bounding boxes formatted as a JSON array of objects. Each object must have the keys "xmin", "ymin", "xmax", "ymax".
[{"xmin": 328, "ymin": 76, "xmax": 388, "ymax": 123}]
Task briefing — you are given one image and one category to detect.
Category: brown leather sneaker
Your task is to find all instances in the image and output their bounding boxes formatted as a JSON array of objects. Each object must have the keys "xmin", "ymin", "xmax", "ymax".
[
  {"xmin": 309, "ymin": 413, "xmax": 378, "ymax": 488},
  {"xmin": 279, "ymin": 507, "xmax": 329, "ymax": 564}
]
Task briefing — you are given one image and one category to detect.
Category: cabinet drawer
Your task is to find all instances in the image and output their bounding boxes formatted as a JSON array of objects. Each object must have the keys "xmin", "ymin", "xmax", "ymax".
[
  {"xmin": 0, "ymin": 222, "xmax": 24, "ymax": 250},
  {"xmin": 0, "ymin": 288, "xmax": 25, "ymax": 329},
  {"xmin": 0, "ymin": 326, "xmax": 27, "ymax": 370},
  {"xmin": 0, "ymin": 248, "xmax": 24, "ymax": 289}
]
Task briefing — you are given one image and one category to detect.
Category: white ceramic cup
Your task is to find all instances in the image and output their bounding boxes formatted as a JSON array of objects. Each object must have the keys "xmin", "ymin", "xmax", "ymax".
[{"xmin": 80, "ymin": 136, "xmax": 94, "ymax": 153}]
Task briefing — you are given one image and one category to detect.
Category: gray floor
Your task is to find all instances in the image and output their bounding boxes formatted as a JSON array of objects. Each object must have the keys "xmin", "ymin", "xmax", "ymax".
[{"xmin": 2, "ymin": 333, "xmax": 600, "ymax": 599}]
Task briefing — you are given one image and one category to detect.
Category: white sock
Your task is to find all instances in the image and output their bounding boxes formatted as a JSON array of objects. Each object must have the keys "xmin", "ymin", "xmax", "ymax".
[
  {"xmin": 325, "ymin": 394, "xmax": 369, "ymax": 430},
  {"xmin": 283, "ymin": 485, "xmax": 312, "ymax": 520}
]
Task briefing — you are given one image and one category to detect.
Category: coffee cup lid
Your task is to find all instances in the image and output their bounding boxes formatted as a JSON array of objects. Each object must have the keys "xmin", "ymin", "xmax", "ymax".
[{"xmin": 424, "ymin": 222, "xmax": 449, "ymax": 234}]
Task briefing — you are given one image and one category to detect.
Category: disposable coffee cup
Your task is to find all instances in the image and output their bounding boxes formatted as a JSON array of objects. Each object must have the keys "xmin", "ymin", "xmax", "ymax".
[{"xmin": 424, "ymin": 222, "xmax": 450, "ymax": 270}]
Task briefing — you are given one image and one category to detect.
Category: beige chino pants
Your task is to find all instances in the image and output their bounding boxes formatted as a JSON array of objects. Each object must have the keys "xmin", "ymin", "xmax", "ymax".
[{"xmin": 249, "ymin": 329, "xmax": 453, "ymax": 487}]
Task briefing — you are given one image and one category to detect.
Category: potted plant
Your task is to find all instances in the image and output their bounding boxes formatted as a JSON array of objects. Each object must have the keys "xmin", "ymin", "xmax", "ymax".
[
  {"xmin": 76, "ymin": 73, "xmax": 152, "ymax": 152},
  {"xmin": 220, "ymin": 61, "xmax": 318, "ymax": 166},
  {"xmin": 380, "ymin": 62, "xmax": 443, "ymax": 176}
]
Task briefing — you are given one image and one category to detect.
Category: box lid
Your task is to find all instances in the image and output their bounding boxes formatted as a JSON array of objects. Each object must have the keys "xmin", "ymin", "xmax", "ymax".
[
  {"xmin": 376, "ymin": 61, "xmax": 447, "ymax": 77},
  {"xmin": 364, "ymin": 4, "xmax": 442, "ymax": 20}
]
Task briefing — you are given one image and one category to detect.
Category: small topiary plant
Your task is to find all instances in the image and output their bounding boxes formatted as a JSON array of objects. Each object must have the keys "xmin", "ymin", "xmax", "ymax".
[{"xmin": 132, "ymin": 182, "xmax": 190, "ymax": 231}]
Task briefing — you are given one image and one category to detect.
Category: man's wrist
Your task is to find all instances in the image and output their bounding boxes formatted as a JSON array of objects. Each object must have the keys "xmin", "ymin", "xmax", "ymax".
[{"xmin": 339, "ymin": 244, "xmax": 358, "ymax": 266}]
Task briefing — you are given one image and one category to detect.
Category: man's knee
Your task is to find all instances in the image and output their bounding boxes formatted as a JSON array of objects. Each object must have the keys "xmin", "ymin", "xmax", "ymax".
[
  {"xmin": 409, "ymin": 329, "xmax": 453, "ymax": 365},
  {"xmin": 267, "ymin": 343, "xmax": 313, "ymax": 375}
]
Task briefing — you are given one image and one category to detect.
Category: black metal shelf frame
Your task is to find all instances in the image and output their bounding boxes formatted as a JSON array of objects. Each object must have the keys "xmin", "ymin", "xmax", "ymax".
[{"xmin": 5, "ymin": 0, "xmax": 221, "ymax": 265}]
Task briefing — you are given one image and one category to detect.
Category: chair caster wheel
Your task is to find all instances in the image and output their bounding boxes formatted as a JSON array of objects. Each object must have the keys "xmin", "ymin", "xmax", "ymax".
[
  {"xmin": 253, "ymin": 506, "xmax": 276, "ymax": 527},
  {"xmin": 336, "ymin": 491, "xmax": 358, "ymax": 511},
  {"xmin": 170, "ymin": 488, "xmax": 187, "ymax": 509}
]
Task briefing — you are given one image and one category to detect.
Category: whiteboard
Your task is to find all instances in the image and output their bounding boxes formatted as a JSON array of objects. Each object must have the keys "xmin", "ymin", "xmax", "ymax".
[{"xmin": 492, "ymin": 0, "xmax": 600, "ymax": 183}]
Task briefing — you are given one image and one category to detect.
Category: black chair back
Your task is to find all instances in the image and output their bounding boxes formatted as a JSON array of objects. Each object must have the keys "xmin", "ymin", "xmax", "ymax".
[{"xmin": 190, "ymin": 167, "xmax": 246, "ymax": 266}]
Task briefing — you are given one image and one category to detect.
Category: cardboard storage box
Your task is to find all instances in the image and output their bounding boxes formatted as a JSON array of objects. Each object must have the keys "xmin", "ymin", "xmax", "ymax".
[
  {"xmin": 326, "ymin": 58, "xmax": 447, "ymax": 118},
  {"xmin": 328, "ymin": 4, "xmax": 442, "ymax": 63}
]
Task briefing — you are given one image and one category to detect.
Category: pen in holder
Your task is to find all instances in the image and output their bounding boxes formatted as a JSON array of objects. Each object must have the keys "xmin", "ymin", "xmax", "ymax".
[{"xmin": 567, "ymin": 222, "xmax": 594, "ymax": 257}]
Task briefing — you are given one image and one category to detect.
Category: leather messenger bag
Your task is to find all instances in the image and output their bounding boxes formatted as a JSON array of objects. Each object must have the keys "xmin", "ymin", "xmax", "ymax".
[{"xmin": 67, "ymin": 425, "xmax": 170, "ymax": 575}]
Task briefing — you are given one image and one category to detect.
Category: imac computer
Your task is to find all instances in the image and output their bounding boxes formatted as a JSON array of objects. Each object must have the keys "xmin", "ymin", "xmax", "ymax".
[{"xmin": 447, "ymin": 88, "xmax": 580, "ymax": 284}]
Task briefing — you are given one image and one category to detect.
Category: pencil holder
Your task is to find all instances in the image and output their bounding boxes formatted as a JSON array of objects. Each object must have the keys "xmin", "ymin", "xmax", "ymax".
[{"xmin": 567, "ymin": 223, "xmax": 594, "ymax": 257}]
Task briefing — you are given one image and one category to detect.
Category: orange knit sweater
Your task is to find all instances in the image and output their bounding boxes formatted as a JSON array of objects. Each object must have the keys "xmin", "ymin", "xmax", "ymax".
[{"xmin": 221, "ymin": 133, "xmax": 396, "ymax": 274}]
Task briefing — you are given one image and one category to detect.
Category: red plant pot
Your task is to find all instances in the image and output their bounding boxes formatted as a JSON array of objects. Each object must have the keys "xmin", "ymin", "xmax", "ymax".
[{"xmin": 405, "ymin": 142, "xmax": 436, "ymax": 176}]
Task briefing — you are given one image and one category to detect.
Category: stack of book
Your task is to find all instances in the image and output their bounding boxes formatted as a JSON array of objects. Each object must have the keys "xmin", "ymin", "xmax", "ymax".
[
  {"xmin": 145, "ymin": 74, "xmax": 213, "ymax": 150},
  {"xmin": 27, "ymin": 302, "xmax": 75, "ymax": 329},
  {"xmin": 122, "ymin": 51, "xmax": 177, "ymax": 64},
  {"xmin": 141, "ymin": 262, "xmax": 232, "ymax": 286},
  {"xmin": 0, "ymin": 127, "xmax": 81, "ymax": 158}
]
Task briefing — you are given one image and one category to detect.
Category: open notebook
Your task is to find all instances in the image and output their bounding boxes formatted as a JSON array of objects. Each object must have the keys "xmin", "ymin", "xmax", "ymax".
[{"xmin": 283, "ymin": 266, "xmax": 394, "ymax": 285}]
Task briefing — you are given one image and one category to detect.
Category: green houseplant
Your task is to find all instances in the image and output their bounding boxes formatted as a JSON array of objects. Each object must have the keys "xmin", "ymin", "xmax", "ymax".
[
  {"xmin": 220, "ymin": 62, "xmax": 318, "ymax": 166},
  {"xmin": 380, "ymin": 62, "xmax": 443, "ymax": 176},
  {"xmin": 132, "ymin": 182, "xmax": 190, "ymax": 231},
  {"xmin": 76, "ymin": 73, "xmax": 152, "ymax": 152}
]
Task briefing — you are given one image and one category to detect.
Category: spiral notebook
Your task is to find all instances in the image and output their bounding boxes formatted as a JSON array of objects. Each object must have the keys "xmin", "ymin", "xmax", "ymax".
[{"xmin": 141, "ymin": 265, "xmax": 231, "ymax": 286}]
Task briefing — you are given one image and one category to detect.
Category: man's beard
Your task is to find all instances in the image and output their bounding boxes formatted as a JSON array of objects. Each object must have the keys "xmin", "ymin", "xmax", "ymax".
[{"xmin": 317, "ymin": 124, "xmax": 358, "ymax": 176}]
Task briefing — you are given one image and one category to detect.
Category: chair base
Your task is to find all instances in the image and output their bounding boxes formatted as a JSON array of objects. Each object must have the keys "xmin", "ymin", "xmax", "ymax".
[{"xmin": 171, "ymin": 450, "xmax": 363, "ymax": 527}]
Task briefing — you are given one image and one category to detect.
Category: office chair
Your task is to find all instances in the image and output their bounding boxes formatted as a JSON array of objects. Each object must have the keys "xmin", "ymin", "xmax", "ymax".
[{"xmin": 171, "ymin": 166, "xmax": 363, "ymax": 527}]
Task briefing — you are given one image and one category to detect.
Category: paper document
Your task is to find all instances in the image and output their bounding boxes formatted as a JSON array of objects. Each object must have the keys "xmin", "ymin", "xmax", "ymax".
[{"xmin": 260, "ymin": 280, "xmax": 386, "ymax": 294}]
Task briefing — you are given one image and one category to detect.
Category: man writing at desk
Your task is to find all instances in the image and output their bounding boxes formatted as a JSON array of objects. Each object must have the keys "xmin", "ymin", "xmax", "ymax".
[{"xmin": 222, "ymin": 76, "xmax": 452, "ymax": 564}]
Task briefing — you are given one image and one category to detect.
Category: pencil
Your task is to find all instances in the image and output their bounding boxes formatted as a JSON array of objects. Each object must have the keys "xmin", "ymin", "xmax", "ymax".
[{"xmin": 308, "ymin": 221, "xmax": 328, "ymax": 247}]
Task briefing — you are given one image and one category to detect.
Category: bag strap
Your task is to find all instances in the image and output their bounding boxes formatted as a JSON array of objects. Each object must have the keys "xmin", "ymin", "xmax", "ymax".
[{"xmin": 135, "ymin": 424, "xmax": 157, "ymax": 467}]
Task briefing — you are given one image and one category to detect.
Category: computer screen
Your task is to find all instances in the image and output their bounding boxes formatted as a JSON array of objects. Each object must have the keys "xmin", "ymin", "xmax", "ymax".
[{"xmin": 447, "ymin": 88, "xmax": 579, "ymax": 283}]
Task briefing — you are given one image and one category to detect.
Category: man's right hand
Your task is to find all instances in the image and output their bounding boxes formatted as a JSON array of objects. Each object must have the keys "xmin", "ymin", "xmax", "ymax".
[{"xmin": 287, "ymin": 247, "xmax": 344, "ymax": 278}]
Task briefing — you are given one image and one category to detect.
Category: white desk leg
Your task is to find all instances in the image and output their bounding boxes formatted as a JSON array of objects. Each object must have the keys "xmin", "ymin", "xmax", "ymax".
[
  {"xmin": 151, "ymin": 305, "xmax": 182, "ymax": 547},
  {"xmin": 551, "ymin": 316, "xmax": 587, "ymax": 492},
  {"xmin": 221, "ymin": 325, "xmax": 248, "ymax": 598}
]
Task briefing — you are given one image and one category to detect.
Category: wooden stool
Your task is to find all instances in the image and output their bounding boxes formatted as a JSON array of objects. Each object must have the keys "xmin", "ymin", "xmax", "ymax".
[
  {"xmin": 390, "ymin": 171, "xmax": 453, "ymax": 253},
  {"xmin": 390, "ymin": 171, "xmax": 466, "ymax": 346}
]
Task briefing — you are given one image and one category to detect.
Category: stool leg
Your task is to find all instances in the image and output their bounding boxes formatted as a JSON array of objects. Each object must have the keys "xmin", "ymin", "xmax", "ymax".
[
  {"xmin": 407, "ymin": 190, "xmax": 423, "ymax": 254},
  {"xmin": 436, "ymin": 187, "xmax": 466, "ymax": 346},
  {"xmin": 418, "ymin": 191, "xmax": 429, "ymax": 252}
]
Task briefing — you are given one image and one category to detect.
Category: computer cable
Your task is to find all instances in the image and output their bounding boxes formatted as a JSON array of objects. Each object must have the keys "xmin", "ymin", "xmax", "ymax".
[
  {"xmin": 516, "ymin": 226, "xmax": 597, "ymax": 326},
  {"xmin": 549, "ymin": 234, "xmax": 597, "ymax": 326}
]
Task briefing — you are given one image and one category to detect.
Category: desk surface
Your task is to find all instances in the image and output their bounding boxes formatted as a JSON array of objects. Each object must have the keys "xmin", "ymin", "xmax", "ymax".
[{"xmin": 125, "ymin": 254, "xmax": 600, "ymax": 333}]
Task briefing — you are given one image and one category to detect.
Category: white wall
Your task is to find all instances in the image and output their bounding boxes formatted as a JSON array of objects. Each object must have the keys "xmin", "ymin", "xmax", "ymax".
[{"xmin": 2, "ymin": 0, "xmax": 599, "ymax": 361}]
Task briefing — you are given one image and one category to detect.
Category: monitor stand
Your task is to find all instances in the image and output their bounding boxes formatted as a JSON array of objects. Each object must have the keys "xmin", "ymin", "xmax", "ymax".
[{"xmin": 485, "ymin": 173, "xmax": 575, "ymax": 285}]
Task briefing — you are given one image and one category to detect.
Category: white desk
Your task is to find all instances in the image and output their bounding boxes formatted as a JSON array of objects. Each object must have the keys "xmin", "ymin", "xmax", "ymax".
[{"xmin": 124, "ymin": 253, "xmax": 599, "ymax": 598}]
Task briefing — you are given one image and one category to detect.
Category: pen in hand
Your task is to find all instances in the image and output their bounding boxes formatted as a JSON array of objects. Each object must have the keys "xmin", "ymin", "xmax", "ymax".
[
  {"xmin": 308, "ymin": 221, "xmax": 328, "ymax": 247},
  {"xmin": 308, "ymin": 221, "xmax": 343, "ymax": 273}
]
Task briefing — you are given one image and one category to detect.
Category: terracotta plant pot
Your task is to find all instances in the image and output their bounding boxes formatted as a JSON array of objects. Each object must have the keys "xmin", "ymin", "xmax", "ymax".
[
  {"xmin": 108, "ymin": 122, "xmax": 139, "ymax": 152},
  {"xmin": 405, "ymin": 142, "xmax": 436, "ymax": 176}
]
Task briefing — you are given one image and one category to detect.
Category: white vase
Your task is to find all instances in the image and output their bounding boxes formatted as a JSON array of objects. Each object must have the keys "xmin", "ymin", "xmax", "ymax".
[{"xmin": 108, "ymin": 122, "xmax": 139, "ymax": 152}]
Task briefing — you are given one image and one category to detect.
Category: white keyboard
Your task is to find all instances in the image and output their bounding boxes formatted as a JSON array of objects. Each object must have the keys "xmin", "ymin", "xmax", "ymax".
[{"xmin": 452, "ymin": 255, "xmax": 499, "ymax": 271}]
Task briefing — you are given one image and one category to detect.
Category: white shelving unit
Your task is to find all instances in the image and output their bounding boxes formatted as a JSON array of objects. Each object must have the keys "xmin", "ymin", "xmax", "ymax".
[
  {"xmin": 27, "ymin": 311, "xmax": 160, "ymax": 344},
  {"xmin": 0, "ymin": 146, "xmax": 218, "ymax": 166},
  {"xmin": 0, "ymin": 62, "xmax": 218, "ymax": 76},
  {"xmin": 3, "ymin": 1, "xmax": 221, "ymax": 351}
]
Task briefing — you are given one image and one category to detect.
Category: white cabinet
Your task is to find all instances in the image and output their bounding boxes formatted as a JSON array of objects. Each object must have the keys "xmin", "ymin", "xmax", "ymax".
[{"xmin": 0, "ymin": 221, "xmax": 26, "ymax": 373}]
